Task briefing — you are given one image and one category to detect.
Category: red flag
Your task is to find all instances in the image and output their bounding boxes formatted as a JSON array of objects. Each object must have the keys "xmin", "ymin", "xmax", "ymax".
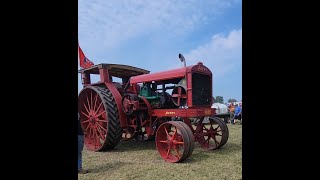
[{"xmin": 78, "ymin": 43, "xmax": 94, "ymax": 69}]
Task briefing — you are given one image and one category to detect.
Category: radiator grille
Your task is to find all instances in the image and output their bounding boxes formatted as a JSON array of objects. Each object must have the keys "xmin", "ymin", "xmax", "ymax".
[{"xmin": 192, "ymin": 73, "xmax": 211, "ymax": 106}]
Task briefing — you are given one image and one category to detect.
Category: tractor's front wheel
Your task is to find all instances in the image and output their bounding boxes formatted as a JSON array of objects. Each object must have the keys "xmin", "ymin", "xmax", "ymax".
[
  {"xmin": 78, "ymin": 86, "xmax": 122, "ymax": 151},
  {"xmin": 194, "ymin": 116, "xmax": 229, "ymax": 150},
  {"xmin": 155, "ymin": 121, "xmax": 194, "ymax": 163}
]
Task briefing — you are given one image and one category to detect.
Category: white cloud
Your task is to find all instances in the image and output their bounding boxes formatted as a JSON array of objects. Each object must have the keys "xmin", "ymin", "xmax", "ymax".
[
  {"xmin": 78, "ymin": 0, "xmax": 239, "ymax": 56},
  {"xmin": 184, "ymin": 28, "xmax": 242, "ymax": 77}
]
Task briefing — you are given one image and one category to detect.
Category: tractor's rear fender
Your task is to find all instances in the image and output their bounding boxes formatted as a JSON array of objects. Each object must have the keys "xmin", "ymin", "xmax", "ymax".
[{"xmin": 94, "ymin": 82, "xmax": 127, "ymax": 128}]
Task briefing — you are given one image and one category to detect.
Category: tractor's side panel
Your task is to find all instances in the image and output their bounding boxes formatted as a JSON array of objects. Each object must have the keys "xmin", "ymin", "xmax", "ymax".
[{"xmin": 187, "ymin": 72, "xmax": 193, "ymax": 107}]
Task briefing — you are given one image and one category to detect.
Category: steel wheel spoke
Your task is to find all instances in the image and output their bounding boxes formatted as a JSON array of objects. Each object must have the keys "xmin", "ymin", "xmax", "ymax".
[
  {"xmin": 173, "ymin": 147, "xmax": 181, "ymax": 159},
  {"xmin": 86, "ymin": 96, "xmax": 91, "ymax": 113},
  {"xmin": 89, "ymin": 127, "xmax": 93, "ymax": 139},
  {"xmin": 93, "ymin": 94, "xmax": 98, "ymax": 111},
  {"xmin": 95, "ymin": 129, "xmax": 100, "ymax": 146},
  {"xmin": 206, "ymin": 136, "xmax": 210, "ymax": 143},
  {"xmin": 91, "ymin": 92, "xmax": 94, "ymax": 112},
  {"xmin": 81, "ymin": 119, "xmax": 90, "ymax": 124},
  {"xmin": 203, "ymin": 125, "xmax": 209, "ymax": 131},
  {"xmin": 94, "ymin": 101, "xmax": 103, "ymax": 115},
  {"xmin": 209, "ymin": 124, "xmax": 215, "ymax": 131},
  {"xmin": 97, "ymin": 123, "xmax": 107, "ymax": 132},
  {"xmin": 214, "ymin": 125, "xmax": 221, "ymax": 131},
  {"xmin": 83, "ymin": 103, "xmax": 90, "ymax": 115},
  {"xmin": 171, "ymin": 128, "xmax": 178, "ymax": 139},
  {"xmin": 81, "ymin": 111, "xmax": 90, "ymax": 118},
  {"xmin": 166, "ymin": 147, "xmax": 171, "ymax": 158},
  {"xmin": 96, "ymin": 118, "xmax": 108, "ymax": 123},
  {"xmin": 97, "ymin": 125, "xmax": 105, "ymax": 136},
  {"xmin": 94, "ymin": 128, "xmax": 98, "ymax": 142},
  {"xmin": 164, "ymin": 127, "xmax": 169, "ymax": 137},
  {"xmin": 96, "ymin": 110, "xmax": 106, "ymax": 117},
  {"xmin": 85, "ymin": 123, "xmax": 91, "ymax": 131},
  {"xmin": 95, "ymin": 130, "xmax": 100, "ymax": 146},
  {"xmin": 96, "ymin": 126, "xmax": 105, "ymax": 140},
  {"xmin": 173, "ymin": 140, "xmax": 184, "ymax": 145},
  {"xmin": 214, "ymin": 138, "xmax": 220, "ymax": 146},
  {"xmin": 91, "ymin": 127, "xmax": 95, "ymax": 139},
  {"xmin": 93, "ymin": 129, "xmax": 97, "ymax": 146}
]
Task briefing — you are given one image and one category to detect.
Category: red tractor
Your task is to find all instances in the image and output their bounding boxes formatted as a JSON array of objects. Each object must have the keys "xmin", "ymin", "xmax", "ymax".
[{"xmin": 78, "ymin": 55, "xmax": 229, "ymax": 163}]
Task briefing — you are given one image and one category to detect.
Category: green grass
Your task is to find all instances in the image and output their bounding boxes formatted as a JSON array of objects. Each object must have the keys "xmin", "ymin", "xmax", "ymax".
[{"xmin": 79, "ymin": 122, "xmax": 242, "ymax": 180}]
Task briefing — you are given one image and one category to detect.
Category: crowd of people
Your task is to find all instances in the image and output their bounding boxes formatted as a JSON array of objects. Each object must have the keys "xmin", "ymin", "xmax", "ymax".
[{"xmin": 228, "ymin": 102, "xmax": 242, "ymax": 125}]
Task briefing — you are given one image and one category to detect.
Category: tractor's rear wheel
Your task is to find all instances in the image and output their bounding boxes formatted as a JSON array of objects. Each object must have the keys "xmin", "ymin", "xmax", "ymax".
[{"xmin": 78, "ymin": 86, "xmax": 122, "ymax": 151}]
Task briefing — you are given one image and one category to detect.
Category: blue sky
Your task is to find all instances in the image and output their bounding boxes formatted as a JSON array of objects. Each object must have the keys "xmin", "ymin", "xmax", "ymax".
[{"xmin": 78, "ymin": 0, "xmax": 242, "ymax": 103}]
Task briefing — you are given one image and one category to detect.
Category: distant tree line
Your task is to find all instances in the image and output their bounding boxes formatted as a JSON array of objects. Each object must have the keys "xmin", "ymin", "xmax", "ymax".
[
  {"xmin": 212, "ymin": 96, "xmax": 238, "ymax": 104},
  {"xmin": 212, "ymin": 96, "xmax": 224, "ymax": 103},
  {"xmin": 228, "ymin": 98, "xmax": 237, "ymax": 103}
]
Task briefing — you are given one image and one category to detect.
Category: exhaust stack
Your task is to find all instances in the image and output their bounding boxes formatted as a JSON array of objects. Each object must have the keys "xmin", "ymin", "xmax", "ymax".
[{"xmin": 179, "ymin": 53, "xmax": 186, "ymax": 67}]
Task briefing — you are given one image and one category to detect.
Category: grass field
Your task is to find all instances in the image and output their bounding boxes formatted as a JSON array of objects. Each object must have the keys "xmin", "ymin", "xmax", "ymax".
[{"xmin": 79, "ymin": 122, "xmax": 242, "ymax": 180}]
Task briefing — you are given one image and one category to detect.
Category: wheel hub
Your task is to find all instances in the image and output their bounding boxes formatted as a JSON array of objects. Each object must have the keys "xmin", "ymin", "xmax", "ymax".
[
  {"xmin": 209, "ymin": 129, "xmax": 215, "ymax": 135},
  {"xmin": 90, "ymin": 117, "xmax": 96, "ymax": 124}
]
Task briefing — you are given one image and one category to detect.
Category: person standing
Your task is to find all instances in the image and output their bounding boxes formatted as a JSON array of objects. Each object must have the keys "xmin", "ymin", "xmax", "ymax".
[
  {"xmin": 229, "ymin": 103, "xmax": 236, "ymax": 124},
  {"xmin": 234, "ymin": 103, "xmax": 242, "ymax": 125},
  {"xmin": 78, "ymin": 113, "xmax": 89, "ymax": 174}
]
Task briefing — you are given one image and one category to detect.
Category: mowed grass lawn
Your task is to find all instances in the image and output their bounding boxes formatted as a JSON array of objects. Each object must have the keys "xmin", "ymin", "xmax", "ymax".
[{"xmin": 79, "ymin": 122, "xmax": 242, "ymax": 180}]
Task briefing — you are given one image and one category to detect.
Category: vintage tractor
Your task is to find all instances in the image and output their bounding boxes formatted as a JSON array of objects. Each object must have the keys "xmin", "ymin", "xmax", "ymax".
[{"xmin": 78, "ymin": 56, "xmax": 229, "ymax": 163}]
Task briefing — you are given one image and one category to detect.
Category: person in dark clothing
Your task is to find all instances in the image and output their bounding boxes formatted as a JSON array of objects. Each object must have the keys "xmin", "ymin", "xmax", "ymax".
[{"xmin": 78, "ymin": 113, "xmax": 88, "ymax": 174}]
